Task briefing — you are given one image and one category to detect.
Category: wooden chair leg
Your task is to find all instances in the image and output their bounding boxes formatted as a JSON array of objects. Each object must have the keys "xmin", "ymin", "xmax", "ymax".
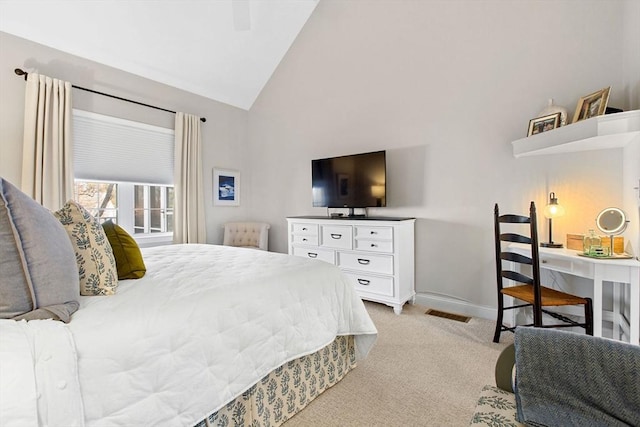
[
  {"xmin": 585, "ymin": 298, "xmax": 594, "ymax": 336},
  {"xmin": 493, "ymin": 317, "xmax": 503, "ymax": 343},
  {"xmin": 493, "ymin": 296, "xmax": 504, "ymax": 343},
  {"xmin": 533, "ymin": 304, "xmax": 543, "ymax": 328}
]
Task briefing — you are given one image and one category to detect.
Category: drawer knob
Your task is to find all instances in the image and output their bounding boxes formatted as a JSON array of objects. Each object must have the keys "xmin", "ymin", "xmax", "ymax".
[
  {"xmin": 357, "ymin": 279, "xmax": 370, "ymax": 286},
  {"xmin": 357, "ymin": 258, "xmax": 370, "ymax": 265},
  {"xmin": 370, "ymin": 243, "xmax": 378, "ymax": 248},
  {"xmin": 542, "ymin": 260, "xmax": 547, "ymax": 264},
  {"xmin": 302, "ymin": 227, "xmax": 307, "ymax": 231},
  {"xmin": 302, "ymin": 238, "xmax": 308, "ymax": 242},
  {"xmin": 331, "ymin": 233, "xmax": 342, "ymax": 239},
  {"xmin": 370, "ymin": 231, "xmax": 377, "ymax": 235},
  {"xmin": 308, "ymin": 253, "xmax": 318, "ymax": 258}
]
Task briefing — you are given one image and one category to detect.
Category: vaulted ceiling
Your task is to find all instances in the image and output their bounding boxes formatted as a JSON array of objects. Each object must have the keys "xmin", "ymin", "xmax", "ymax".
[{"xmin": 0, "ymin": 0, "xmax": 319, "ymax": 110}]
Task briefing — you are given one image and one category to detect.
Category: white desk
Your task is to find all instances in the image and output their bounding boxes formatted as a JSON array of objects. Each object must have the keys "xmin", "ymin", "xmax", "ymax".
[{"xmin": 509, "ymin": 243, "xmax": 640, "ymax": 345}]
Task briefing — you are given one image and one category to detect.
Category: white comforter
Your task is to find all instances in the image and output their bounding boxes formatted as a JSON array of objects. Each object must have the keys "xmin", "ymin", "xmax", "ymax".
[{"xmin": 0, "ymin": 244, "xmax": 377, "ymax": 426}]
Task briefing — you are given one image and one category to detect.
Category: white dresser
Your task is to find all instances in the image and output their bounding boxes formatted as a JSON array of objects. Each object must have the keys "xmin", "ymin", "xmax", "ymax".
[{"xmin": 286, "ymin": 216, "xmax": 415, "ymax": 314}]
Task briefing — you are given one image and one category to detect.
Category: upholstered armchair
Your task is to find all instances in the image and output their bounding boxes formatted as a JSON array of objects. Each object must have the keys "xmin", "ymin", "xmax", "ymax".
[
  {"xmin": 470, "ymin": 327, "xmax": 640, "ymax": 426},
  {"xmin": 223, "ymin": 222, "xmax": 270, "ymax": 250}
]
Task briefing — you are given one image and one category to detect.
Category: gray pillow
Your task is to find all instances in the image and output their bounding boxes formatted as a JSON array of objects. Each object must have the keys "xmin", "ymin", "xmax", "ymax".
[{"xmin": 0, "ymin": 178, "xmax": 79, "ymax": 322}]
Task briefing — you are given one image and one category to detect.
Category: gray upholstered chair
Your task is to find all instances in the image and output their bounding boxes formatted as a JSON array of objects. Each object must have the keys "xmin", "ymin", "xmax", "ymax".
[
  {"xmin": 223, "ymin": 222, "xmax": 270, "ymax": 250},
  {"xmin": 470, "ymin": 328, "xmax": 640, "ymax": 426}
]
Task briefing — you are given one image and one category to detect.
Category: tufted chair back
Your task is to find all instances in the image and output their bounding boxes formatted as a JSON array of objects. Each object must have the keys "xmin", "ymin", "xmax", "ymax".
[{"xmin": 223, "ymin": 222, "xmax": 270, "ymax": 250}]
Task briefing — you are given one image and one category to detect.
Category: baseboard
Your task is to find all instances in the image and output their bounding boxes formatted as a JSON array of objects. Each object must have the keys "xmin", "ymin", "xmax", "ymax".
[
  {"xmin": 414, "ymin": 293, "xmax": 625, "ymax": 340},
  {"xmin": 414, "ymin": 293, "xmax": 496, "ymax": 321}
]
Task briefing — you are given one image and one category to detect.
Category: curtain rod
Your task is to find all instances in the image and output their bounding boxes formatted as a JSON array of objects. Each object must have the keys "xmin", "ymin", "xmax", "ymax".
[{"xmin": 14, "ymin": 68, "xmax": 206, "ymax": 123}]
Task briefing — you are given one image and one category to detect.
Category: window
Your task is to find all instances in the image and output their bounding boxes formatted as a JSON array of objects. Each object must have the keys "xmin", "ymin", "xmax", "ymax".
[
  {"xmin": 74, "ymin": 181, "xmax": 118, "ymax": 222},
  {"xmin": 134, "ymin": 185, "xmax": 174, "ymax": 234},
  {"xmin": 74, "ymin": 181, "xmax": 174, "ymax": 235},
  {"xmin": 72, "ymin": 110, "xmax": 175, "ymax": 242}
]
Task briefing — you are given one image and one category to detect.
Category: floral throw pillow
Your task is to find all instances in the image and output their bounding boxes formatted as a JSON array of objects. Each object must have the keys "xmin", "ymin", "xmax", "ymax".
[{"xmin": 55, "ymin": 201, "xmax": 118, "ymax": 295}]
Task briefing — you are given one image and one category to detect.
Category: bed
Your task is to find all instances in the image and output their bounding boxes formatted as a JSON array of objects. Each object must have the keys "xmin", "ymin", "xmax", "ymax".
[{"xmin": 0, "ymin": 179, "xmax": 377, "ymax": 426}]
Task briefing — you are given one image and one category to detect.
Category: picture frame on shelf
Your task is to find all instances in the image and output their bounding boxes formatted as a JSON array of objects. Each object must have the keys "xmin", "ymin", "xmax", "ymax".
[
  {"xmin": 527, "ymin": 112, "xmax": 562, "ymax": 136},
  {"xmin": 572, "ymin": 86, "xmax": 610, "ymax": 123},
  {"xmin": 213, "ymin": 168, "xmax": 240, "ymax": 206}
]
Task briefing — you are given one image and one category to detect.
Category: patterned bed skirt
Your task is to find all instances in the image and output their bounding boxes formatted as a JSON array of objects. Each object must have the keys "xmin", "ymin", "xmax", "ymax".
[{"xmin": 195, "ymin": 335, "xmax": 356, "ymax": 427}]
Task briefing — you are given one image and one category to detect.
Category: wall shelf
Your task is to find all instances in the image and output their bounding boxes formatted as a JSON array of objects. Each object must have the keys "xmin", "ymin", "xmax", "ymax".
[
  {"xmin": 510, "ymin": 108, "xmax": 640, "ymax": 260},
  {"xmin": 512, "ymin": 110, "xmax": 640, "ymax": 158}
]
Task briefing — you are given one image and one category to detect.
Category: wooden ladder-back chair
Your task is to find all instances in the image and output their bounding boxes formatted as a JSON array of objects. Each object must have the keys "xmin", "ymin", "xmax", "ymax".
[{"xmin": 493, "ymin": 202, "xmax": 594, "ymax": 343}]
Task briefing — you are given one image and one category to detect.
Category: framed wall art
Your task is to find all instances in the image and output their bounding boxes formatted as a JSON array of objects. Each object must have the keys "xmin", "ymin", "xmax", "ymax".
[
  {"xmin": 572, "ymin": 86, "xmax": 610, "ymax": 123},
  {"xmin": 213, "ymin": 168, "xmax": 240, "ymax": 206},
  {"xmin": 527, "ymin": 112, "xmax": 562, "ymax": 136}
]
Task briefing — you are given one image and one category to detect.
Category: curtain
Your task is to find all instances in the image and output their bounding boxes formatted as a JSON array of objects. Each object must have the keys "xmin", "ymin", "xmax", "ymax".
[
  {"xmin": 174, "ymin": 112, "xmax": 206, "ymax": 244},
  {"xmin": 21, "ymin": 73, "xmax": 74, "ymax": 210}
]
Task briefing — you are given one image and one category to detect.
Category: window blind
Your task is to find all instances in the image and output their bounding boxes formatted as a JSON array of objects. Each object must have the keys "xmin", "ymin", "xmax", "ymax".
[{"xmin": 73, "ymin": 109, "xmax": 175, "ymax": 185}]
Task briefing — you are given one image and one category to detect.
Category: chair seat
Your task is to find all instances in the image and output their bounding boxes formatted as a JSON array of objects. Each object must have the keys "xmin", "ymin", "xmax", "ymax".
[{"xmin": 501, "ymin": 284, "xmax": 589, "ymax": 307}]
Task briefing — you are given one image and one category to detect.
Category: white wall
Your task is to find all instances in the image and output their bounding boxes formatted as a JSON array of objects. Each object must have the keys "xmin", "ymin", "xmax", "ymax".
[
  {"xmin": 247, "ymin": 0, "xmax": 638, "ymax": 316},
  {"xmin": 623, "ymin": 0, "xmax": 640, "ymax": 110},
  {"xmin": 0, "ymin": 32, "xmax": 251, "ymax": 245},
  {"xmin": 0, "ymin": 1, "xmax": 637, "ymax": 318}
]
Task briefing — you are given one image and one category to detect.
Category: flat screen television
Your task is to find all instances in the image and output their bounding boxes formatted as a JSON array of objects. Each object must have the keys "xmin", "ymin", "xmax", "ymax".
[{"xmin": 312, "ymin": 150, "xmax": 386, "ymax": 215}]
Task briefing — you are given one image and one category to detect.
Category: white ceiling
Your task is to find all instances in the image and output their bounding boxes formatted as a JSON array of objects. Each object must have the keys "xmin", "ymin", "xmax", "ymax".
[{"xmin": 0, "ymin": 0, "xmax": 318, "ymax": 110}]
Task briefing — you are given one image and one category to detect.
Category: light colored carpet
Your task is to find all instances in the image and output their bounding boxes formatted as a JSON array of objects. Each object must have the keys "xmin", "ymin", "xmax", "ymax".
[{"xmin": 285, "ymin": 301, "xmax": 513, "ymax": 427}]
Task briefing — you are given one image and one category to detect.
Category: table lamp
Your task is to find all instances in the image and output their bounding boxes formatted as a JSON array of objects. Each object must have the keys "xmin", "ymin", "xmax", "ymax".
[
  {"xmin": 371, "ymin": 184, "xmax": 385, "ymax": 207},
  {"xmin": 541, "ymin": 192, "xmax": 565, "ymax": 248}
]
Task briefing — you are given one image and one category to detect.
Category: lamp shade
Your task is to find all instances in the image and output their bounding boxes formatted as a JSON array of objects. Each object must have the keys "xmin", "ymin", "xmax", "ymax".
[
  {"xmin": 543, "ymin": 192, "xmax": 565, "ymax": 219},
  {"xmin": 371, "ymin": 185, "xmax": 385, "ymax": 198}
]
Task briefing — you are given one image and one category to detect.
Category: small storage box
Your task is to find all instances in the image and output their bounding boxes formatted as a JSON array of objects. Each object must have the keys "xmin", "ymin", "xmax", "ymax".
[
  {"xmin": 566, "ymin": 234, "xmax": 585, "ymax": 251},
  {"xmin": 566, "ymin": 234, "xmax": 624, "ymax": 254},
  {"xmin": 601, "ymin": 236, "xmax": 625, "ymax": 254}
]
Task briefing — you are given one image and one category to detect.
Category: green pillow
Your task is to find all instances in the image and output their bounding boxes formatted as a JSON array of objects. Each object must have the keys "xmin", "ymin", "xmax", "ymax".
[{"xmin": 102, "ymin": 220, "xmax": 146, "ymax": 279}]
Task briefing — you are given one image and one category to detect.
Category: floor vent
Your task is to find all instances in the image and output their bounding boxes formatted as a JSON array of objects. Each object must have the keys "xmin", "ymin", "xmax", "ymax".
[{"xmin": 425, "ymin": 309, "xmax": 471, "ymax": 323}]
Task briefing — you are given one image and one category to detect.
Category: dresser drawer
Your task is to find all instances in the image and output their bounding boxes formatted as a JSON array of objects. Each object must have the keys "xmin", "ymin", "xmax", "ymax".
[
  {"xmin": 292, "ymin": 234, "xmax": 319, "ymax": 245},
  {"xmin": 293, "ymin": 246, "xmax": 335, "ymax": 264},
  {"xmin": 355, "ymin": 226, "xmax": 393, "ymax": 240},
  {"xmin": 292, "ymin": 223, "xmax": 318, "ymax": 235},
  {"xmin": 287, "ymin": 216, "xmax": 415, "ymax": 315},
  {"xmin": 354, "ymin": 239, "xmax": 393, "ymax": 253},
  {"xmin": 344, "ymin": 272, "xmax": 394, "ymax": 297},
  {"xmin": 321, "ymin": 225, "xmax": 353, "ymax": 249},
  {"xmin": 539, "ymin": 254, "xmax": 594, "ymax": 278},
  {"xmin": 338, "ymin": 252, "xmax": 393, "ymax": 275}
]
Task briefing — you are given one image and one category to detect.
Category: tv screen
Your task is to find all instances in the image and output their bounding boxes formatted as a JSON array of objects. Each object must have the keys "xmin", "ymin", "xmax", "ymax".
[{"xmin": 312, "ymin": 150, "xmax": 386, "ymax": 208}]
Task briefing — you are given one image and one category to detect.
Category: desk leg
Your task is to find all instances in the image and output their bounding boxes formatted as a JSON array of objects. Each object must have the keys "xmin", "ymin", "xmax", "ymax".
[
  {"xmin": 593, "ymin": 269, "xmax": 603, "ymax": 338},
  {"xmin": 612, "ymin": 282, "xmax": 621, "ymax": 340},
  {"xmin": 631, "ymin": 273, "xmax": 639, "ymax": 345}
]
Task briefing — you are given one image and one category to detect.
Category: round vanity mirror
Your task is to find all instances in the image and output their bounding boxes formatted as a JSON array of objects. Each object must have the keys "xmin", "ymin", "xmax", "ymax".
[{"xmin": 596, "ymin": 207, "xmax": 628, "ymax": 235}]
